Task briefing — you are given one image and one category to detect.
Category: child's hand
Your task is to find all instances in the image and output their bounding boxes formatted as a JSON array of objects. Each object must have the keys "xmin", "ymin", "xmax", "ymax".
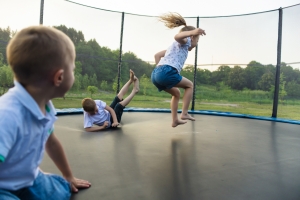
[
  {"xmin": 111, "ymin": 122, "xmax": 119, "ymax": 127},
  {"xmin": 65, "ymin": 176, "xmax": 91, "ymax": 193},
  {"xmin": 193, "ymin": 28, "xmax": 206, "ymax": 36},
  {"xmin": 103, "ymin": 121, "xmax": 109, "ymax": 128}
]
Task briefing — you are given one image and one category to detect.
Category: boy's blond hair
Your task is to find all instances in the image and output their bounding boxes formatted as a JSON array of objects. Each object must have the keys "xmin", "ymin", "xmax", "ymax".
[
  {"xmin": 82, "ymin": 98, "xmax": 96, "ymax": 112},
  {"xmin": 6, "ymin": 25, "xmax": 75, "ymax": 85}
]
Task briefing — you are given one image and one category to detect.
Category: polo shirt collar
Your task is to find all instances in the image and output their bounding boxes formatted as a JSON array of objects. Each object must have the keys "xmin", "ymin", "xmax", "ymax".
[{"xmin": 13, "ymin": 81, "xmax": 56, "ymax": 121}]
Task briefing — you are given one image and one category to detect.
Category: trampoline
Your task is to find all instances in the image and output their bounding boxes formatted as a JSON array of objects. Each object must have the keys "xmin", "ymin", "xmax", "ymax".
[{"xmin": 40, "ymin": 111, "xmax": 300, "ymax": 200}]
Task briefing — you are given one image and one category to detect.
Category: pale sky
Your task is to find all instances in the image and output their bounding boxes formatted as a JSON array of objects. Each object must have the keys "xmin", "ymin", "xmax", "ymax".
[{"xmin": 0, "ymin": 0, "xmax": 299, "ymax": 70}]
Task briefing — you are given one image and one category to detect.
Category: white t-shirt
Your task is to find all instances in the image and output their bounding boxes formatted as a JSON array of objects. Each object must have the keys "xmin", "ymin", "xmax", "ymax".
[
  {"xmin": 157, "ymin": 37, "xmax": 191, "ymax": 73},
  {"xmin": 83, "ymin": 100, "xmax": 111, "ymax": 128}
]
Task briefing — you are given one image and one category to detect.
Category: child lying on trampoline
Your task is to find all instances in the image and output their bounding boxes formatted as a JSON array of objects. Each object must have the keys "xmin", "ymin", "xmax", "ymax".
[{"xmin": 82, "ymin": 70, "xmax": 139, "ymax": 132}]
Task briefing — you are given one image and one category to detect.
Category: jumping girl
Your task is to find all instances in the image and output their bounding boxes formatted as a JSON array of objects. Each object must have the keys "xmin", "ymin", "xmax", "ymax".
[{"xmin": 151, "ymin": 12, "xmax": 206, "ymax": 127}]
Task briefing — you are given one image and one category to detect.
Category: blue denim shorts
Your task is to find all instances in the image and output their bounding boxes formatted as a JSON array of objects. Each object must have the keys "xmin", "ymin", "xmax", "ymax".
[
  {"xmin": 0, "ymin": 171, "xmax": 71, "ymax": 200},
  {"xmin": 151, "ymin": 65, "xmax": 182, "ymax": 91}
]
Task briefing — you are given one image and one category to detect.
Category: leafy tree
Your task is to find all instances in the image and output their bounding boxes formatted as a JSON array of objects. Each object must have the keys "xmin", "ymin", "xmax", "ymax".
[
  {"xmin": 215, "ymin": 81, "xmax": 230, "ymax": 91},
  {"xmin": 227, "ymin": 66, "xmax": 246, "ymax": 90},
  {"xmin": 0, "ymin": 53, "xmax": 3, "ymax": 66},
  {"xmin": 52, "ymin": 25, "xmax": 155, "ymax": 86},
  {"xmin": 90, "ymin": 73, "xmax": 98, "ymax": 86},
  {"xmin": 197, "ymin": 69, "xmax": 212, "ymax": 85},
  {"xmin": 100, "ymin": 80, "xmax": 108, "ymax": 91},
  {"xmin": 87, "ymin": 86, "xmax": 98, "ymax": 98},
  {"xmin": 140, "ymin": 74, "xmax": 150, "ymax": 95},
  {"xmin": 75, "ymin": 61, "xmax": 82, "ymax": 75},
  {"xmin": 278, "ymin": 73, "xmax": 287, "ymax": 103},
  {"xmin": 0, "ymin": 65, "xmax": 13, "ymax": 95},
  {"xmin": 280, "ymin": 63, "xmax": 298, "ymax": 83},
  {"xmin": 0, "ymin": 27, "xmax": 16, "ymax": 65},
  {"xmin": 181, "ymin": 66, "xmax": 212, "ymax": 85},
  {"xmin": 122, "ymin": 51, "xmax": 153, "ymax": 78},
  {"xmin": 270, "ymin": 72, "xmax": 287, "ymax": 103},
  {"xmin": 211, "ymin": 65, "xmax": 231, "ymax": 85},
  {"xmin": 294, "ymin": 69, "xmax": 300, "ymax": 84},
  {"xmin": 76, "ymin": 39, "xmax": 116, "ymax": 83},
  {"xmin": 286, "ymin": 81, "xmax": 300, "ymax": 98},
  {"xmin": 54, "ymin": 25, "xmax": 85, "ymax": 46},
  {"xmin": 71, "ymin": 74, "xmax": 82, "ymax": 91},
  {"xmin": 112, "ymin": 76, "xmax": 122, "ymax": 94},
  {"xmin": 258, "ymin": 72, "xmax": 274, "ymax": 91},
  {"xmin": 82, "ymin": 74, "xmax": 89, "ymax": 90},
  {"xmin": 244, "ymin": 61, "xmax": 265, "ymax": 90},
  {"xmin": 70, "ymin": 61, "xmax": 83, "ymax": 91}
]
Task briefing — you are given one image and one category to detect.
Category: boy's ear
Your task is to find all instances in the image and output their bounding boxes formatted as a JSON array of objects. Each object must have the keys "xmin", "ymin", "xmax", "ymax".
[{"xmin": 53, "ymin": 69, "xmax": 64, "ymax": 86}]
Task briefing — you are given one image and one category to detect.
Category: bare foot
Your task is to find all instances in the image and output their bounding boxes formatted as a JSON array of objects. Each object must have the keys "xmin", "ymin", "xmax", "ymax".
[
  {"xmin": 181, "ymin": 114, "xmax": 195, "ymax": 121},
  {"xmin": 172, "ymin": 119, "xmax": 187, "ymax": 127},
  {"xmin": 130, "ymin": 69, "xmax": 135, "ymax": 82},
  {"xmin": 133, "ymin": 77, "xmax": 140, "ymax": 93}
]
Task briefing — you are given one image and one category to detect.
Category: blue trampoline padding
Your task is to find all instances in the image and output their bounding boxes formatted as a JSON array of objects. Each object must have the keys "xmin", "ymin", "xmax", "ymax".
[
  {"xmin": 55, "ymin": 108, "xmax": 84, "ymax": 115},
  {"xmin": 55, "ymin": 107, "xmax": 300, "ymax": 125}
]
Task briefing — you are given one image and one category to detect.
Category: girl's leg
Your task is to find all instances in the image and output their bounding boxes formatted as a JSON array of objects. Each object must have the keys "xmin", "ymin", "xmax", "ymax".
[
  {"xmin": 117, "ymin": 69, "xmax": 135, "ymax": 100},
  {"xmin": 164, "ymin": 87, "xmax": 187, "ymax": 127},
  {"xmin": 174, "ymin": 77, "xmax": 195, "ymax": 121}
]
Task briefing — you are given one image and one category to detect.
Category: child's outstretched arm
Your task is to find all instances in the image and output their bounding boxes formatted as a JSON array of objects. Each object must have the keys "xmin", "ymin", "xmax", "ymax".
[
  {"xmin": 174, "ymin": 28, "xmax": 206, "ymax": 45},
  {"xmin": 105, "ymin": 105, "xmax": 119, "ymax": 127},
  {"xmin": 84, "ymin": 121, "xmax": 109, "ymax": 132},
  {"xmin": 45, "ymin": 133, "xmax": 91, "ymax": 192},
  {"xmin": 154, "ymin": 50, "xmax": 166, "ymax": 65}
]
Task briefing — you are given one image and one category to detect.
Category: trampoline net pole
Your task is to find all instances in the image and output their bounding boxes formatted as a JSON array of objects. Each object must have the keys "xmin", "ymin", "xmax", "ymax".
[
  {"xmin": 39, "ymin": 0, "xmax": 44, "ymax": 25},
  {"xmin": 272, "ymin": 8, "xmax": 283, "ymax": 118},
  {"xmin": 191, "ymin": 16, "xmax": 199, "ymax": 111},
  {"xmin": 117, "ymin": 12, "xmax": 125, "ymax": 94}
]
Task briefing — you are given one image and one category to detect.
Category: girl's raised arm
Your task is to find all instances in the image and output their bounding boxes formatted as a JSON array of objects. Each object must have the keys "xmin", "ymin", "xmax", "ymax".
[{"xmin": 175, "ymin": 28, "xmax": 206, "ymax": 45}]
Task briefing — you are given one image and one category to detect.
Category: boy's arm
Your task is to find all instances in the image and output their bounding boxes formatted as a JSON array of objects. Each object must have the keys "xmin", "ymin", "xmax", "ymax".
[
  {"xmin": 105, "ymin": 105, "xmax": 119, "ymax": 127},
  {"xmin": 154, "ymin": 50, "xmax": 166, "ymax": 65},
  {"xmin": 45, "ymin": 133, "xmax": 91, "ymax": 192},
  {"xmin": 84, "ymin": 122, "xmax": 109, "ymax": 132}
]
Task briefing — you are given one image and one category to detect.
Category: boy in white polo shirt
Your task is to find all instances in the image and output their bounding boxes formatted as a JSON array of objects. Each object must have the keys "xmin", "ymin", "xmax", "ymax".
[
  {"xmin": 0, "ymin": 26, "xmax": 91, "ymax": 199},
  {"xmin": 82, "ymin": 69, "xmax": 139, "ymax": 132}
]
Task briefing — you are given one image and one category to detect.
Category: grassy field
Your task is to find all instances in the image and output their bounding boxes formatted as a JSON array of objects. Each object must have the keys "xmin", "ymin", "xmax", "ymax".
[{"xmin": 52, "ymin": 90, "xmax": 300, "ymax": 121}]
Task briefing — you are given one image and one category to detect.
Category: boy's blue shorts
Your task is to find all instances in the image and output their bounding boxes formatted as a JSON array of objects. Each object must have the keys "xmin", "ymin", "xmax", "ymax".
[
  {"xmin": 151, "ymin": 65, "xmax": 182, "ymax": 91},
  {"xmin": 0, "ymin": 171, "xmax": 71, "ymax": 200}
]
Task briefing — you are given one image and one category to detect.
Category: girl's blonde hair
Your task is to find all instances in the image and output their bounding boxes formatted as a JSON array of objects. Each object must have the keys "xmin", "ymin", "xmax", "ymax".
[{"xmin": 158, "ymin": 12, "xmax": 195, "ymax": 32}]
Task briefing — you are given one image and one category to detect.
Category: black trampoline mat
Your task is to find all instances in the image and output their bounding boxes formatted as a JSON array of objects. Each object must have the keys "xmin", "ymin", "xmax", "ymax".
[{"xmin": 40, "ymin": 113, "xmax": 300, "ymax": 200}]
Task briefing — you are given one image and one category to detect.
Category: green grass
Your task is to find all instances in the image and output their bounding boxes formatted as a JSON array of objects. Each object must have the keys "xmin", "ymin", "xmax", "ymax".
[{"xmin": 52, "ymin": 90, "xmax": 300, "ymax": 121}]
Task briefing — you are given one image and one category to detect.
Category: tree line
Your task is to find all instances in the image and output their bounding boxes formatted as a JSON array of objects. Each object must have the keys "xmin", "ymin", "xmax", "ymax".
[
  {"xmin": 182, "ymin": 62, "xmax": 300, "ymax": 98},
  {"xmin": 1, "ymin": 26, "xmax": 300, "ymax": 98}
]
